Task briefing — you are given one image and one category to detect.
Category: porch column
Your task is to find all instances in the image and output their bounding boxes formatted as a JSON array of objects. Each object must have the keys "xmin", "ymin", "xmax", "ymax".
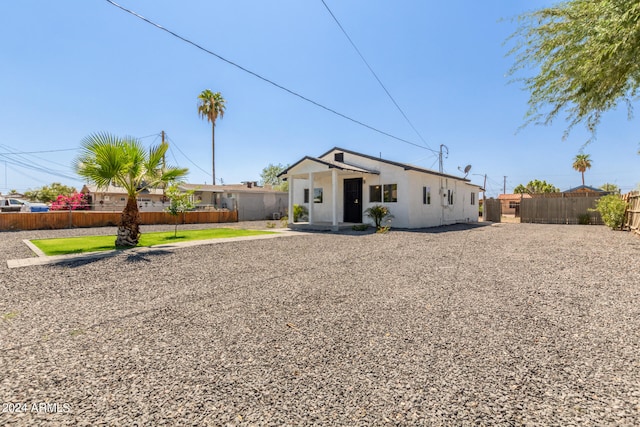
[
  {"xmin": 288, "ymin": 177, "xmax": 294, "ymax": 225},
  {"xmin": 308, "ymin": 172, "xmax": 314, "ymax": 224},
  {"xmin": 332, "ymin": 169, "xmax": 338, "ymax": 226}
]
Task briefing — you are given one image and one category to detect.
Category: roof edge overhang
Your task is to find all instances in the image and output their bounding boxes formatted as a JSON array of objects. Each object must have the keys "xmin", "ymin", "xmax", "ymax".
[
  {"xmin": 320, "ymin": 147, "xmax": 474, "ymax": 183},
  {"xmin": 278, "ymin": 156, "xmax": 380, "ymax": 179}
]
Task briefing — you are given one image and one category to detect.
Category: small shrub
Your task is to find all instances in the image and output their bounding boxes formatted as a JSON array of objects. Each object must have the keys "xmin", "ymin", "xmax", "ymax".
[
  {"xmin": 2, "ymin": 311, "xmax": 19, "ymax": 321},
  {"xmin": 577, "ymin": 213, "xmax": 590, "ymax": 225},
  {"xmin": 592, "ymin": 195, "xmax": 627, "ymax": 230},
  {"xmin": 164, "ymin": 184, "xmax": 199, "ymax": 237},
  {"xmin": 364, "ymin": 205, "xmax": 394, "ymax": 230},
  {"xmin": 352, "ymin": 224, "xmax": 369, "ymax": 231},
  {"xmin": 293, "ymin": 204, "xmax": 308, "ymax": 222},
  {"xmin": 376, "ymin": 225, "xmax": 391, "ymax": 234},
  {"xmin": 266, "ymin": 221, "xmax": 276, "ymax": 228},
  {"xmin": 280, "ymin": 215, "xmax": 289, "ymax": 227}
]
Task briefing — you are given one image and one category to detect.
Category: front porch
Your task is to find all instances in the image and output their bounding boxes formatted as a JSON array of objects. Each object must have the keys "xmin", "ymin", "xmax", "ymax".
[
  {"xmin": 288, "ymin": 222, "xmax": 366, "ymax": 232},
  {"xmin": 280, "ymin": 154, "xmax": 379, "ymax": 230}
]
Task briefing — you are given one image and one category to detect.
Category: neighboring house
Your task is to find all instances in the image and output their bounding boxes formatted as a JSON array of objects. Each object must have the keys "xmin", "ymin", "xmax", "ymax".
[
  {"xmin": 0, "ymin": 192, "xmax": 25, "ymax": 199},
  {"xmin": 81, "ymin": 185, "xmax": 168, "ymax": 212},
  {"xmin": 564, "ymin": 185, "xmax": 607, "ymax": 195},
  {"xmin": 279, "ymin": 147, "xmax": 482, "ymax": 229},
  {"xmin": 81, "ymin": 183, "xmax": 293, "ymax": 220},
  {"xmin": 498, "ymin": 193, "xmax": 532, "ymax": 217},
  {"xmin": 179, "ymin": 183, "xmax": 287, "ymax": 221}
]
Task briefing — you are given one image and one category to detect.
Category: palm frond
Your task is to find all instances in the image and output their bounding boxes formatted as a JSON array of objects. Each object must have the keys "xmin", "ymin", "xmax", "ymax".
[{"xmin": 75, "ymin": 132, "xmax": 189, "ymax": 198}]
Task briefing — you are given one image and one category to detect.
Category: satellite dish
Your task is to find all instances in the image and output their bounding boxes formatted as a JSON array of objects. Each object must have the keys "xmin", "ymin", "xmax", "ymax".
[{"xmin": 458, "ymin": 164, "xmax": 472, "ymax": 178}]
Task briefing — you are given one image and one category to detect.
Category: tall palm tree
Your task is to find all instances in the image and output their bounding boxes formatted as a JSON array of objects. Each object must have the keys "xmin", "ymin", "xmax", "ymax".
[
  {"xmin": 75, "ymin": 132, "xmax": 188, "ymax": 247},
  {"xmin": 572, "ymin": 153, "xmax": 592, "ymax": 186},
  {"xmin": 197, "ymin": 89, "xmax": 226, "ymax": 185}
]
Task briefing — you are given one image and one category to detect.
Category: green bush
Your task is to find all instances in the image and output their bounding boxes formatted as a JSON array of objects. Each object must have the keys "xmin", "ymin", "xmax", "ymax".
[
  {"xmin": 364, "ymin": 205, "xmax": 394, "ymax": 230},
  {"xmin": 577, "ymin": 213, "xmax": 590, "ymax": 225},
  {"xmin": 593, "ymin": 195, "xmax": 627, "ymax": 229},
  {"xmin": 293, "ymin": 204, "xmax": 308, "ymax": 222},
  {"xmin": 352, "ymin": 224, "xmax": 369, "ymax": 231}
]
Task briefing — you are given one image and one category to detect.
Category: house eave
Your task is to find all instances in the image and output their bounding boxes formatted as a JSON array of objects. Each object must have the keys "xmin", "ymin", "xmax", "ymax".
[
  {"xmin": 279, "ymin": 156, "xmax": 380, "ymax": 179},
  {"xmin": 320, "ymin": 147, "xmax": 472, "ymax": 182}
]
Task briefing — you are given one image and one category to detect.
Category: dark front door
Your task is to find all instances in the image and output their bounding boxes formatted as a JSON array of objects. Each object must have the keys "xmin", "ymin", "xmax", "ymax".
[{"xmin": 343, "ymin": 178, "xmax": 363, "ymax": 223}]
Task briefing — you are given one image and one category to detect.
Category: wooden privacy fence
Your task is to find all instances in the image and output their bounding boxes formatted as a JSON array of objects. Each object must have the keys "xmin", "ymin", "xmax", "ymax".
[
  {"xmin": 520, "ymin": 195, "xmax": 603, "ymax": 225},
  {"xmin": 623, "ymin": 192, "xmax": 640, "ymax": 236},
  {"xmin": 484, "ymin": 198, "xmax": 502, "ymax": 222},
  {"xmin": 0, "ymin": 210, "xmax": 238, "ymax": 231}
]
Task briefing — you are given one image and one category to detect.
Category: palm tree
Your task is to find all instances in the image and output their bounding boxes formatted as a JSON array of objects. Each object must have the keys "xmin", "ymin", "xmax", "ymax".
[
  {"xmin": 572, "ymin": 154, "xmax": 592, "ymax": 186},
  {"xmin": 197, "ymin": 89, "xmax": 226, "ymax": 185},
  {"xmin": 75, "ymin": 132, "xmax": 188, "ymax": 247}
]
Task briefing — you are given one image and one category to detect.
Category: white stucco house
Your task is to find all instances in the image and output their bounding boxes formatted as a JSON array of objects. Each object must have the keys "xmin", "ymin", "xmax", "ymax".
[{"xmin": 279, "ymin": 147, "xmax": 482, "ymax": 230}]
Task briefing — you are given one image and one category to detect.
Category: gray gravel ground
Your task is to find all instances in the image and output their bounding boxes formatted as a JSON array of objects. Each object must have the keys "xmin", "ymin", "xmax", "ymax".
[{"xmin": 1, "ymin": 221, "xmax": 639, "ymax": 425}]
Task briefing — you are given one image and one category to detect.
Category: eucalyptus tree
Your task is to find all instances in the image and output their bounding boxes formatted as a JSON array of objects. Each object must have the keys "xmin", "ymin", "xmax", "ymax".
[
  {"xmin": 260, "ymin": 163, "xmax": 289, "ymax": 191},
  {"xmin": 513, "ymin": 179, "xmax": 560, "ymax": 194},
  {"xmin": 599, "ymin": 183, "xmax": 620, "ymax": 194},
  {"xmin": 508, "ymin": 0, "xmax": 640, "ymax": 141},
  {"xmin": 197, "ymin": 89, "xmax": 226, "ymax": 184},
  {"xmin": 75, "ymin": 132, "xmax": 188, "ymax": 247}
]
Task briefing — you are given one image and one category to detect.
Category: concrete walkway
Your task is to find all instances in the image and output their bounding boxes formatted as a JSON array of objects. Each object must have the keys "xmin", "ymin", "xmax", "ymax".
[{"xmin": 7, "ymin": 229, "xmax": 302, "ymax": 269}]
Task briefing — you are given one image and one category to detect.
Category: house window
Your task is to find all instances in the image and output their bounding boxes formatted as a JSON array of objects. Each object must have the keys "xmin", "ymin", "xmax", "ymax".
[
  {"xmin": 471, "ymin": 192, "xmax": 476, "ymax": 205},
  {"xmin": 447, "ymin": 190, "xmax": 454, "ymax": 205},
  {"xmin": 304, "ymin": 188, "xmax": 323, "ymax": 203},
  {"xmin": 509, "ymin": 201, "xmax": 520, "ymax": 209},
  {"xmin": 384, "ymin": 184, "xmax": 398, "ymax": 203},
  {"xmin": 423, "ymin": 186, "xmax": 431, "ymax": 205},
  {"xmin": 369, "ymin": 185, "xmax": 382, "ymax": 203}
]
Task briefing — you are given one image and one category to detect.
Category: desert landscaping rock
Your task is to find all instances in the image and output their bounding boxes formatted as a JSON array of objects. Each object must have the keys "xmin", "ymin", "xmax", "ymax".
[{"xmin": 1, "ymin": 222, "xmax": 639, "ymax": 425}]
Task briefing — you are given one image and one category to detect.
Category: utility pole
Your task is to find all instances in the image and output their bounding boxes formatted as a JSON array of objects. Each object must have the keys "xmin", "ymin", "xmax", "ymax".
[
  {"xmin": 439, "ymin": 144, "xmax": 449, "ymax": 174},
  {"xmin": 483, "ymin": 174, "xmax": 487, "ymax": 205},
  {"xmin": 161, "ymin": 130, "xmax": 166, "ymax": 169},
  {"xmin": 472, "ymin": 173, "xmax": 488, "ymax": 218},
  {"xmin": 503, "ymin": 176, "xmax": 507, "ymax": 195}
]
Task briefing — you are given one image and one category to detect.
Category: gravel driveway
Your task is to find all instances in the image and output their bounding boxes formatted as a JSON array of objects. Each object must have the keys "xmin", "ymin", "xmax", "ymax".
[{"xmin": 1, "ymin": 222, "xmax": 639, "ymax": 425}]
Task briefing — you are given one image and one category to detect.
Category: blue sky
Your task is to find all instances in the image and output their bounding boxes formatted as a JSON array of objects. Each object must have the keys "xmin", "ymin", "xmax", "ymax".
[{"xmin": 1, "ymin": 0, "xmax": 638, "ymax": 197}]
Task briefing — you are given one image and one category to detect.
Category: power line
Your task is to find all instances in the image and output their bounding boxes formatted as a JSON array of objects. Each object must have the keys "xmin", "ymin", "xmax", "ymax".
[
  {"xmin": 104, "ymin": 0, "xmax": 430, "ymax": 151},
  {"xmin": 138, "ymin": 133, "xmax": 161, "ymax": 140},
  {"xmin": 165, "ymin": 135, "xmax": 212, "ymax": 179},
  {"xmin": 0, "ymin": 148, "xmax": 77, "ymax": 155},
  {"xmin": 320, "ymin": 0, "xmax": 436, "ymax": 155},
  {"xmin": 0, "ymin": 154, "xmax": 78, "ymax": 182}
]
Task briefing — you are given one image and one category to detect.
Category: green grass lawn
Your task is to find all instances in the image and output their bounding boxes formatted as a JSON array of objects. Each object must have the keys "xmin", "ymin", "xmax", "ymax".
[{"xmin": 30, "ymin": 228, "xmax": 276, "ymax": 256}]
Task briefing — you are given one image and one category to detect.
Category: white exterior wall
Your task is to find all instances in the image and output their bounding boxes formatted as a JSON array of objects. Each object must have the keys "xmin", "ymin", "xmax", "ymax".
[
  {"xmin": 359, "ymin": 164, "xmax": 410, "ymax": 228},
  {"xmin": 406, "ymin": 171, "xmax": 446, "ymax": 228},
  {"xmin": 301, "ymin": 173, "xmax": 341, "ymax": 222},
  {"xmin": 405, "ymin": 172, "xmax": 479, "ymax": 227}
]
